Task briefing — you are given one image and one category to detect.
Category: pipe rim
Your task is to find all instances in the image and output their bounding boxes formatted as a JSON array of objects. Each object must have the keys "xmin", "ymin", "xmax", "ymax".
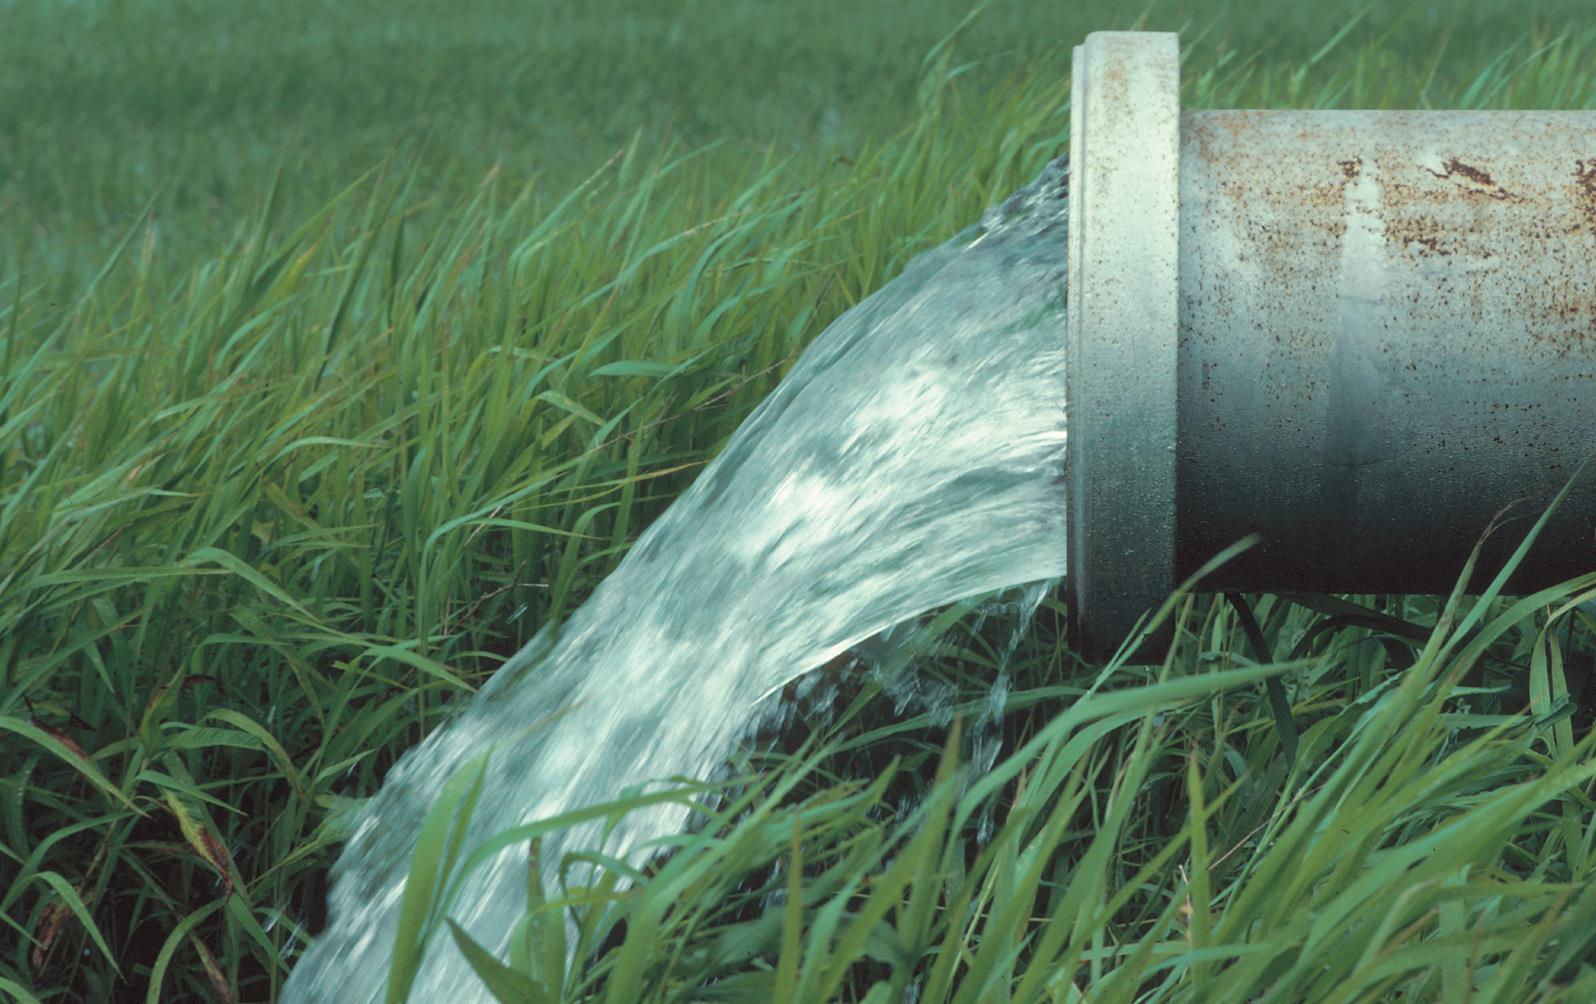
[{"xmin": 1065, "ymin": 32, "xmax": 1182, "ymax": 662}]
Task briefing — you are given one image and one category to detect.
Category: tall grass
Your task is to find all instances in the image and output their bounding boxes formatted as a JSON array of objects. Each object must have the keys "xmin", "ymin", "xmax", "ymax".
[
  {"xmin": 410, "ymin": 561, "xmax": 1596, "ymax": 1002},
  {"xmin": 7, "ymin": 0, "xmax": 1596, "ymax": 287},
  {"xmin": 3, "ymin": 8, "xmax": 1596, "ymax": 1002}
]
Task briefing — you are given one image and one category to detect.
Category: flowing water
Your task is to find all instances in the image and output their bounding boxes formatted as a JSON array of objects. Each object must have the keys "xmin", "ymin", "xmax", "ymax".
[{"xmin": 283, "ymin": 154, "xmax": 1072, "ymax": 1003}]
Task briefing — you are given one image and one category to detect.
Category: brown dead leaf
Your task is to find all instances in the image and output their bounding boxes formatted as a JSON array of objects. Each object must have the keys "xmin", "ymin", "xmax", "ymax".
[
  {"xmin": 29, "ymin": 899, "xmax": 70, "ymax": 978},
  {"xmin": 190, "ymin": 934, "xmax": 235, "ymax": 1003}
]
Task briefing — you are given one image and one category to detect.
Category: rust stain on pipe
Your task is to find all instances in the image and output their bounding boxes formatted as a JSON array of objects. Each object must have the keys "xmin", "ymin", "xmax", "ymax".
[
  {"xmin": 1577, "ymin": 159, "xmax": 1596, "ymax": 231},
  {"xmin": 1425, "ymin": 157, "xmax": 1523, "ymax": 201}
]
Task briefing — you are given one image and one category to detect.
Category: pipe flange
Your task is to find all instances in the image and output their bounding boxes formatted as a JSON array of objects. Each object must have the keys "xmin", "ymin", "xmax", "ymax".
[{"xmin": 1065, "ymin": 32, "xmax": 1182, "ymax": 662}]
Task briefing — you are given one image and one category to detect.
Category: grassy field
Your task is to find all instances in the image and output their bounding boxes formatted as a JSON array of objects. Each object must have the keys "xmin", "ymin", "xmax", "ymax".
[
  {"xmin": 7, "ymin": 0, "xmax": 1596, "ymax": 288},
  {"xmin": 5, "ymin": 0, "xmax": 1596, "ymax": 1000}
]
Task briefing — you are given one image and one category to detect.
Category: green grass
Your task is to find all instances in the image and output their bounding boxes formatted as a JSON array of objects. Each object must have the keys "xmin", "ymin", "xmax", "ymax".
[
  {"xmin": 415, "ymin": 569, "xmax": 1596, "ymax": 1003},
  {"xmin": 4, "ymin": 1, "xmax": 1596, "ymax": 1000},
  {"xmin": 6, "ymin": 0, "xmax": 1596, "ymax": 288}
]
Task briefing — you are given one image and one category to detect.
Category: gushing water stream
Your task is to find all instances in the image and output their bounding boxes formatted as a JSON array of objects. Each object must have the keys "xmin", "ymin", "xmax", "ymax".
[{"xmin": 284, "ymin": 155, "xmax": 1071, "ymax": 1003}]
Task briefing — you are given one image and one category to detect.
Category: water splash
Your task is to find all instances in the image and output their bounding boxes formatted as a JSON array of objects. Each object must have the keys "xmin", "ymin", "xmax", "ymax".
[{"xmin": 284, "ymin": 154, "xmax": 1071, "ymax": 1003}]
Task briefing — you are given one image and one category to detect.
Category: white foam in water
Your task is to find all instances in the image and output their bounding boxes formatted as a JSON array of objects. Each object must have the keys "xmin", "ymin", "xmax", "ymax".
[{"xmin": 283, "ymin": 155, "xmax": 1071, "ymax": 1003}]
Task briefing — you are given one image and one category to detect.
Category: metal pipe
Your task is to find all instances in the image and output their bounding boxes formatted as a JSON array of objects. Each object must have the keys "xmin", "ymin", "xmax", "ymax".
[{"xmin": 1065, "ymin": 31, "xmax": 1596, "ymax": 662}]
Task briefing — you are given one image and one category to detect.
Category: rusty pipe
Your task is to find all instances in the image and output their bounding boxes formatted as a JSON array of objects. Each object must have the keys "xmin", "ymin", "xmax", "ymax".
[{"xmin": 1064, "ymin": 32, "xmax": 1596, "ymax": 662}]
